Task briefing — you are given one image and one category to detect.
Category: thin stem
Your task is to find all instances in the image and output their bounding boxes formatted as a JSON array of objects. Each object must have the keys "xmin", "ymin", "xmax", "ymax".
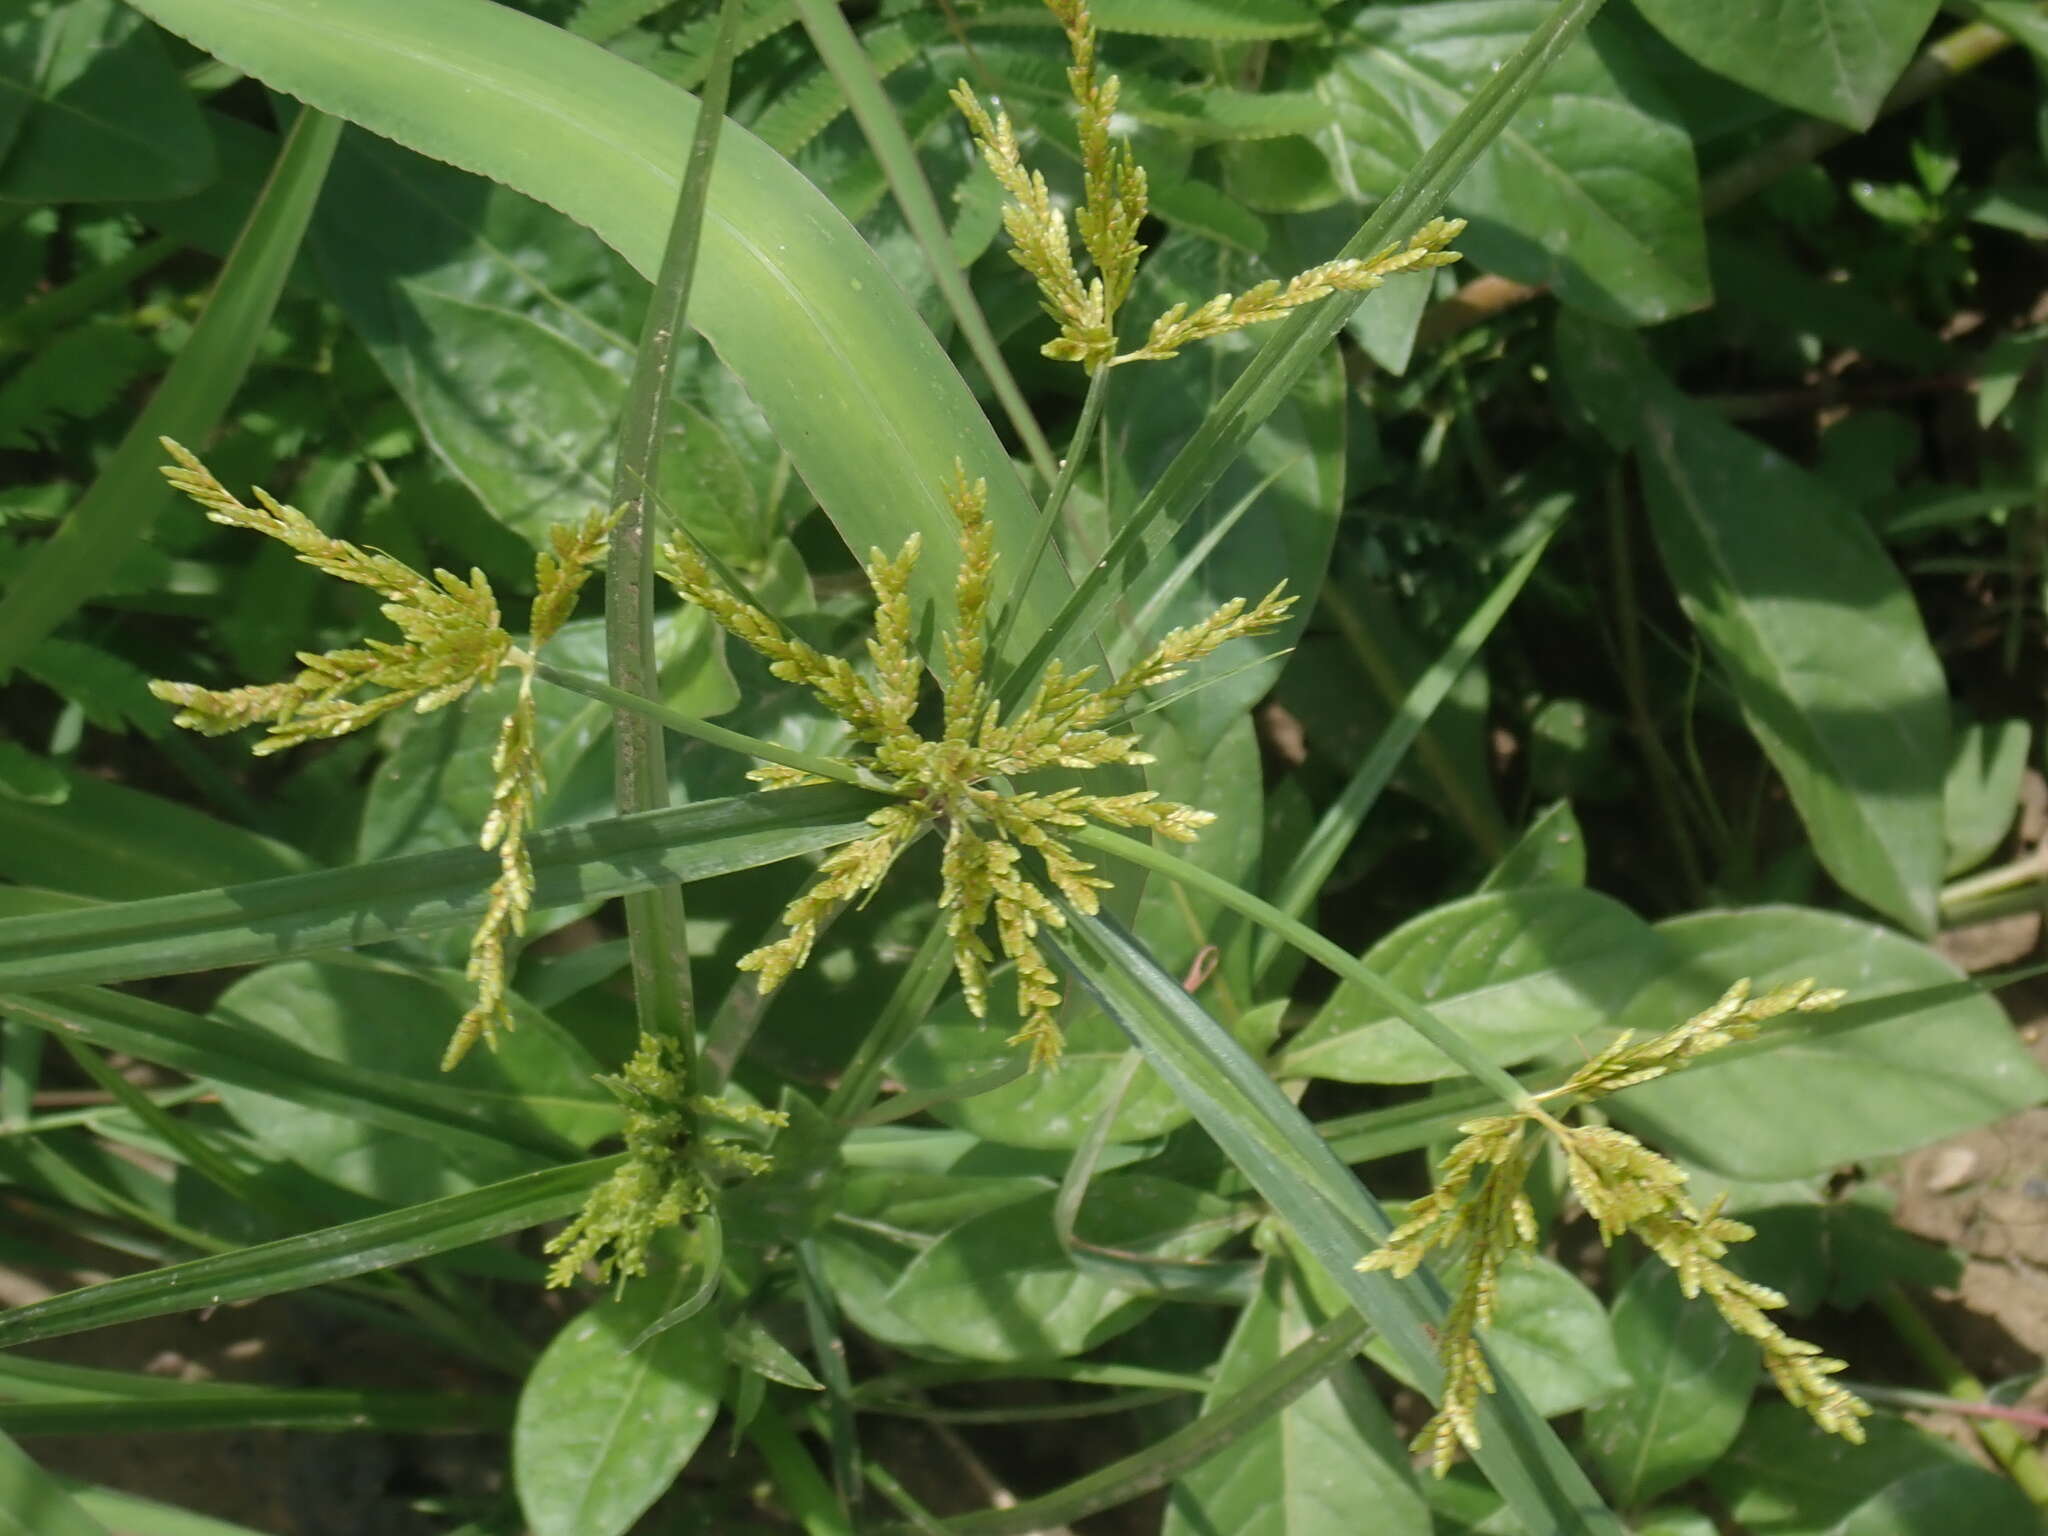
[
  {"xmin": 988, "ymin": 363, "xmax": 1112, "ymax": 674},
  {"xmin": 53, "ymin": 1037, "xmax": 271, "ymax": 1217},
  {"xmin": 1070, "ymin": 825, "xmax": 1534, "ymax": 1110},
  {"xmin": 534, "ymin": 662, "xmax": 882, "ymax": 792},
  {"xmin": 1875, "ymin": 1284, "xmax": 2048, "ymax": 1510},
  {"xmin": 1606, "ymin": 474, "xmax": 1709, "ymax": 903},
  {"xmin": 1318, "ymin": 576, "xmax": 1509, "ymax": 859},
  {"xmin": 604, "ymin": 0, "xmax": 745, "ymax": 1066},
  {"xmin": 822, "ymin": 922, "xmax": 956, "ymax": 1125},
  {"xmin": 751, "ymin": 1406, "xmax": 858, "ymax": 1536}
]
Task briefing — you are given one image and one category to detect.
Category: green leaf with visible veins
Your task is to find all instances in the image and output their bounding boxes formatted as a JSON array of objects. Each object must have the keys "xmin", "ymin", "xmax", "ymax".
[
  {"xmin": 1558, "ymin": 315, "xmax": 1949, "ymax": 933},
  {"xmin": 1629, "ymin": 0, "xmax": 1940, "ymax": 129},
  {"xmin": 1164, "ymin": 1261, "xmax": 1428, "ymax": 1536},
  {"xmin": 1321, "ymin": 1, "xmax": 1708, "ymax": 324}
]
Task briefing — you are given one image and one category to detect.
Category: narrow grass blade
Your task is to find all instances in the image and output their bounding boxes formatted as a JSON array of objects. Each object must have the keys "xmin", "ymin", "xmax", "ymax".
[
  {"xmin": 0, "ymin": 108, "xmax": 341, "ymax": 675},
  {"xmin": 0, "ymin": 1354, "xmax": 509, "ymax": 1434},
  {"xmin": 1002, "ymin": 0, "xmax": 1609, "ymax": 703},
  {"xmin": 1052, "ymin": 912, "xmax": 1624, "ymax": 1536},
  {"xmin": 1, "ymin": 987, "xmax": 585, "ymax": 1163},
  {"xmin": 0, "ymin": 1432, "xmax": 112, "ymax": 1536},
  {"xmin": 1253, "ymin": 493, "xmax": 1570, "ymax": 979},
  {"xmin": 0, "ymin": 783, "xmax": 880, "ymax": 991},
  {"xmin": 64, "ymin": 1481, "xmax": 269, "ymax": 1536},
  {"xmin": 0, "ymin": 1157, "xmax": 622, "ymax": 1349}
]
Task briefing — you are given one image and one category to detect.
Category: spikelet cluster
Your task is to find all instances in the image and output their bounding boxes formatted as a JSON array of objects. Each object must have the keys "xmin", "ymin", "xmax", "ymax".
[
  {"xmin": 544, "ymin": 1031, "xmax": 786, "ymax": 1288},
  {"xmin": 1359, "ymin": 979, "xmax": 1868, "ymax": 1476},
  {"xmin": 147, "ymin": 440, "xmax": 616, "ymax": 1067},
  {"xmin": 951, "ymin": 0, "xmax": 1465, "ymax": 371},
  {"xmin": 660, "ymin": 469, "xmax": 1291, "ymax": 1067}
]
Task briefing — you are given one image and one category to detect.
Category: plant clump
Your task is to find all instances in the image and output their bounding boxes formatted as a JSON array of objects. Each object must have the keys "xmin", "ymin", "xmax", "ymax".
[
  {"xmin": 659, "ymin": 467, "xmax": 1293, "ymax": 1066},
  {"xmin": 951, "ymin": 0, "xmax": 1468, "ymax": 371},
  {"xmin": 1359, "ymin": 977, "xmax": 1871, "ymax": 1475}
]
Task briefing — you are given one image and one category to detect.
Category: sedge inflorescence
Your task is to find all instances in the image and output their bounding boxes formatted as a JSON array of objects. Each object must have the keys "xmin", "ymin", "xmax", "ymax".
[
  {"xmin": 1360, "ymin": 978, "xmax": 1870, "ymax": 1476},
  {"xmin": 146, "ymin": 438, "xmax": 614, "ymax": 1069},
  {"xmin": 659, "ymin": 468, "xmax": 1292, "ymax": 1067},
  {"xmin": 542, "ymin": 1031, "xmax": 785, "ymax": 1289},
  {"xmin": 951, "ymin": 0, "xmax": 1467, "ymax": 372}
]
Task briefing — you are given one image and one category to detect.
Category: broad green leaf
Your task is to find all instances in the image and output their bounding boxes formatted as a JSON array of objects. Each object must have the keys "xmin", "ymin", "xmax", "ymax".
[
  {"xmin": 812, "ymin": 1163, "xmax": 1057, "ymax": 1352},
  {"xmin": 0, "ymin": 985, "xmax": 595, "ymax": 1168},
  {"xmin": 889, "ymin": 992, "xmax": 1193, "ymax": 1151},
  {"xmin": 1054, "ymin": 911, "xmax": 1625, "ymax": 1536},
  {"xmin": 1630, "ymin": 0, "xmax": 1940, "ymax": 129},
  {"xmin": 1603, "ymin": 908, "xmax": 2048, "ymax": 1180},
  {"xmin": 1584, "ymin": 1263, "xmax": 1756, "ymax": 1506},
  {"xmin": 1710, "ymin": 1402, "xmax": 2037, "ymax": 1533},
  {"xmin": 309, "ymin": 132, "xmax": 797, "ymax": 552},
  {"xmin": 1557, "ymin": 316, "xmax": 1949, "ymax": 933},
  {"xmin": 0, "ymin": 743, "xmax": 65, "ymax": 806},
  {"xmin": 1363, "ymin": 1254, "xmax": 1627, "ymax": 1419},
  {"xmin": 210, "ymin": 961, "xmax": 611, "ymax": 1205},
  {"xmin": 1481, "ymin": 802, "xmax": 1586, "ymax": 891},
  {"xmin": 0, "ymin": 106, "xmax": 336, "ymax": 674},
  {"xmin": 1323, "ymin": 2, "xmax": 1707, "ymax": 324},
  {"xmin": 513, "ymin": 1274, "xmax": 726, "ymax": 1536},
  {"xmin": 0, "ymin": 1157, "xmax": 620, "ymax": 1349},
  {"xmin": 1223, "ymin": 137, "xmax": 1343, "ymax": 214},
  {"xmin": 881, "ymin": 1178, "xmax": 1242, "ymax": 1361},
  {"xmin": 1164, "ymin": 1262, "xmax": 1428, "ymax": 1536},
  {"xmin": 126, "ymin": 0, "xmax": 1083, "ymax": 673},
  {"xmin": 0, "ymin": 0, "xmax": 214, "ymax": 203},
  {"xmin": 724, "ymin": 1315, "xmax": 823, "ymax": 1391},
  {"xmin": 1943, "ymin": 716, "xmax": 2029, "ymax": 876},
  {"xmin": 1734, "ymin": 1190, "xmax": 1960, "ymax": 1314},
  {"xmin": 1278, "ymin": 889, "xmax": 1672, "ymax": 1083},
  {"xmin": 0, "ymin": 768, "xmax": 311, "ymax": 900},
  {"xmin": 0, "ymin": 783, "xmax": 880, "ymax": 991},
  {"xmin": 0, "ymin": 1431, "xmax": 111, "ymax": 1536}
]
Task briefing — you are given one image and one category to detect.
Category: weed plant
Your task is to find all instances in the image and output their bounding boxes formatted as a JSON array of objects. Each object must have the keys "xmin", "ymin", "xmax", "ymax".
[{"xmin": 0, "ymin": 0, "xmax": 2044, "ymax": 1533}]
